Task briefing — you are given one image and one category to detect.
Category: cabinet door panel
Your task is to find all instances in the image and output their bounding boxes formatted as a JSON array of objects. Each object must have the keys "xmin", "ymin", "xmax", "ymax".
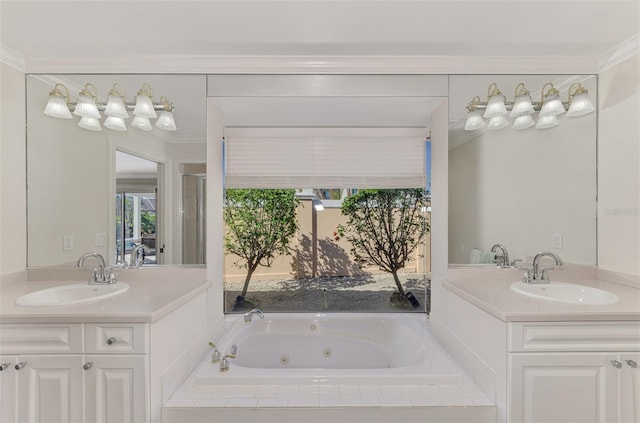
[
  {"xmin": 1, "ymin": 355, "xmax": 17, "ymax": 423},
  {"xmin": 85, "ymin": 355, "xmax": 147, "ymax": 423},
  {"xmin": 510, "ymin": 353, "xmax": 618, "ymax": 423},
  {"xmin": 17, "ymin": 355, "xmax": 84, "ymax": 423},
  {"xmin": 620, "ymin": 353, "xmax": 640, "ymax": 423}
]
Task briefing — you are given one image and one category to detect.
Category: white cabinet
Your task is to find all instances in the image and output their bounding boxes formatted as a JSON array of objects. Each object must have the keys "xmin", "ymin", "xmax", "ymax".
[
  {"xmin": 17, "ymin": 355, "xmax": 85, "ymax": 423},
  {"xmin": 619, "ymin": 353, "xmax": 640, "ymax": 423},
  {"xmin": 85, "ymin": 355, "xmax": 147, "ymax": 423},
  {"xmin": 509, "ymin": 353, "xmax": 618, "ymax": 423},
  {"xmin": 1, "ymin": 355, "xmax": 18, "ymax": 423},
  {"xmin": 0, "ymin": 323, "xmax": 149, "ymax": 423},
  {"xmin": 508, "ymin": 322, "xmax": 640, "ymax": 423}
]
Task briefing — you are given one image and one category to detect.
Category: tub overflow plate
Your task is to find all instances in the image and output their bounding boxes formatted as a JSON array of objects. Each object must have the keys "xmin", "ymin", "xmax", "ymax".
[
  {"xmin": 280, "ymin": 355, "xmax": 290, "ymax": 366},
  {"xmin": 323, "ymin": 348, "xmax": 332, "ymax": 358}
]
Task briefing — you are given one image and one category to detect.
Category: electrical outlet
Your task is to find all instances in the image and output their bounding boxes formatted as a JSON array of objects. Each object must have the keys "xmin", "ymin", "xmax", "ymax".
[
  {"xmin": 95, "ymin": 232, "xmax": 107, "ymax": 246},
  {"xmin": 553, "ymin": 233, "xmax": 563, "ymax": 249},
  {"xmin": 63, "ymin": 235, "xmax": 73, "ymax": 251}
]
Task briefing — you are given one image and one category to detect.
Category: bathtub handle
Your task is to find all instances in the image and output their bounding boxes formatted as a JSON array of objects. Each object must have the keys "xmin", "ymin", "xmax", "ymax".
[
  {"xmin": 225, "ymin": 344, "xmax": 238, "ymax": 359},
  {"xmin": 208, "ymin": 342, "xmax": 222, "ymax": 363}
]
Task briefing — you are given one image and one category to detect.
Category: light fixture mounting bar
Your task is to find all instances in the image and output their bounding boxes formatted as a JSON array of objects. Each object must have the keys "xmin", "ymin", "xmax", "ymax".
[
  {"xmin": 466, "ymin": 101, "xmax": 570, "ymax": 112},
  {"xmin": 66, "ymin": 102, "xmax": 175, "ymax": 112}
]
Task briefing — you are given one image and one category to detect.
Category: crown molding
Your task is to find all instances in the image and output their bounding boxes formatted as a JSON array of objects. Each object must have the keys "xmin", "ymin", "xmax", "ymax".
[
  {"xmin": 598, "ymin": 34, "xmax": 640, "ymax": 73},
  {"xmin": 23, "ymin": 55, "xmax": 599, "ymax": 75},
  {"xmin": 0, "ymin": 44, "xmax": 25, "ymax": 72}
]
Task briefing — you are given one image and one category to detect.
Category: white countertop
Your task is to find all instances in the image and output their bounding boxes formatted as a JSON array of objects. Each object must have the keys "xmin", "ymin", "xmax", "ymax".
[
  {"xmin": 445, "ymin": 278, "xmax": 640, "ymax": 322},
  {"xmin": 0, "ymin": 269, "xmax": 210, "ymax": 323}
]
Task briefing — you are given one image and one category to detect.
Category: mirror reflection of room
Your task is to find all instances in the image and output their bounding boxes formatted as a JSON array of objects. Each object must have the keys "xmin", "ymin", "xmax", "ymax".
[
  {"xmin": 26, "ymin": 74, "xmax": 207, "ymax": 267},
  {"xmin": 448, "ymin": 74, "xmax": 598, "ymax": 267}
]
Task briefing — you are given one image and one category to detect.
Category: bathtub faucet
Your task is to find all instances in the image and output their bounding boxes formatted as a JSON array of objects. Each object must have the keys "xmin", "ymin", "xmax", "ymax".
[
  {"xmin": 219, "ymin": 344, "xmax": 238, "ymax": 373},
  {"xmin": 208, "ymin": 342, "xmax": 221, "ymax": 363},
  {"xmin": 244, "ymin": 308, "xmax": 264, "ymax": 323}
]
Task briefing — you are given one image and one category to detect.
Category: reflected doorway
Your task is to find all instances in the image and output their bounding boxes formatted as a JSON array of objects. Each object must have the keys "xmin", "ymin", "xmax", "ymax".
[
  {"xmin": 181, "ymin": 163, "xmax": 206, "ymax": 265},
  {"xmin": 115, "ymin": 151, "xmax": 161, "ymax": 265}
]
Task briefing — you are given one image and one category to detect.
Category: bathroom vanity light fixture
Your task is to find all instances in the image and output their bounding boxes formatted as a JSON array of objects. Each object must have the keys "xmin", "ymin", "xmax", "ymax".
[
  {"xmin": 464, "ymin": 82, "xmax": 594, "ymax": 131},
  {"xmin": 43, "ymin": 82, "xmax": 176, "ymax": 132}
]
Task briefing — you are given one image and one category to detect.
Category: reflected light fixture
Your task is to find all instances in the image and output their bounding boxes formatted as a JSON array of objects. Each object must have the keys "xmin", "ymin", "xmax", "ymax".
[
  {"xmin": 43, "ymin": 83, "xmax": 73, "ymax": 119},
  {"xmin": 154, "ymin": 96, "xmax": 177, "ymax": 131},
  {"xmin": 464, "ymin": 81, "xmax": 595, "ymax": 132},
  {"xmin": 464, "ymin": 97, "xmax": 486, "ymax": 131},
  {"xmin": 566, "ymin": 83, "xmax": 595, "ymax": 117},
  {"xmin": 73, "ymin": 83, "xmax": 101, "ymax": 119},
  {"xmin": 483, "ymin": 83, "xmax": 507, "ymax": 118},
  {"xmin": 43, "ymin": 82, "xmax": 176, "ymax": 132}
]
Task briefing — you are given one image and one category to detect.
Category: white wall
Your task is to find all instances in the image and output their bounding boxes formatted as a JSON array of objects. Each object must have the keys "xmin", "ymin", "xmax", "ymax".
[
  {"xmin": 0, "ymin": 62, "xmax": 27, "ymax": 275},
  {"xmin": 598, "ymin": 53, "xmax": 640, "ymax": 277}
]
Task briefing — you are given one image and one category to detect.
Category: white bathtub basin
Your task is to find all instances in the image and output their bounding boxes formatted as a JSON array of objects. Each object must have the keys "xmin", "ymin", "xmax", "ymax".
[
  {"xmin": 16, "ymin": 282, "xmax": 129, "ymax": 307},
  {"xmin": 510, "ymin": 281, "xmax": 619, "ymax": 305}
]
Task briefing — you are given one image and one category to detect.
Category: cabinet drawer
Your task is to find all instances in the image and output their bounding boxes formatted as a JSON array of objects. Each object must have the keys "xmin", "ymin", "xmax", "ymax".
[
  {"xmin": 509, "ymin": 322, "xmax": 640, "ymax": 352},
  {"xmin": 0, "ymin": 323, "xmax": 83, "ymax": 354},
  {"xmin": 85, "ymin": 323, "xmax": 148, "ymax": 354}
]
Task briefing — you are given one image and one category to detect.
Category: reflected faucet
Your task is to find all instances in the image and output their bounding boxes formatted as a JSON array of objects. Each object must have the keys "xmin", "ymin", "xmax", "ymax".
[
  {"xmin": 77, "ymin": 252, "xmax": 117, "ymax": 284},
  {"xmin": 129, "ymin": 244, "xmax": 145, "ymax": 268},
  {"xmin": 244, "ymin": 308, "xmax": 264, "ymax": 323},
  {"xmin": 490, "ymin": 244, "xmax": 510, "ymax": 267},
  {"xmin": 524, "ymin": 251, "xmax": 563, "ymax": 284}
]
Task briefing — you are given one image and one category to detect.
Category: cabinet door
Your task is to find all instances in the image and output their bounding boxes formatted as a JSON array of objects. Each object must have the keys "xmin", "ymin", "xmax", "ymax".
[
  {"xmin": 85, "ymin": 355, "xmax": 147, "ymax": 423},
  {"xmin": 509, "ymin": 353, "xmax": 618, "ymax": 423},
  {"xmin": 0, "ymin": 355, "xmax": 17, "ymax": 423},
  {"xmin": 620, "ymin": 353, "xmax": 640, "ymax": 423},
  {"xmin": 16, "ymin": 355, "xmax": 84, "ymax": 423}
]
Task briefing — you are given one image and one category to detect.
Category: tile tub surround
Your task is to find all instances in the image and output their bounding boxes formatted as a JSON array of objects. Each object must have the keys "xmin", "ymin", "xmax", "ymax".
[{"xmin": 164, "ymin": 314, "xmax": 495, "ymax": 422}]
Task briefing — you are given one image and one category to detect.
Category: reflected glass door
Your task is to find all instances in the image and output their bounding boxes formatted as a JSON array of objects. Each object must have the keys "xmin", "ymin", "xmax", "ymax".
[{"xmin": 115, "ymin": 192, "xmax": 157, "ymax": 264}]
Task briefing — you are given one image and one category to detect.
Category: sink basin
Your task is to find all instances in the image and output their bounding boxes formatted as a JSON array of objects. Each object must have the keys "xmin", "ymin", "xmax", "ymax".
[
  {"xmin": 510, "ymin": 281, "xmax": 619, "ymax": 305},
  {"xmin": 16, "ymin": 282, "xmax": 129, "ymax": 307}
]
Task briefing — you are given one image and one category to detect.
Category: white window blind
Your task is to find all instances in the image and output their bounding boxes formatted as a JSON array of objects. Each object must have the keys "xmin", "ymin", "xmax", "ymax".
[{"xmin": 225, "ymin": 136, "xmax": 426, "ymax": 188}]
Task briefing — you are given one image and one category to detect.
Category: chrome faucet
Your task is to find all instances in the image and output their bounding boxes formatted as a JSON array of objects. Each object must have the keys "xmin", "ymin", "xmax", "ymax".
[
  {"xmin": 208, "ymin": 342, "xmax": 222, "ymax": 363},
  {"xmin": 490, "ymin": 244, "xmax": 510, "ymax": 267},
  {"xmin": 523, "ymin": 251, "xmax": 563, "ymax": 284},
  {"xmin": 244, "ymin": 308, "xmax": 264, "ymax": 323},
  {"xmin": 219, "ymin": 344, "xmax": 238, "ymax": 372},
  {"xmin": 129, "ymin": 244, "xmax": 145, "ymax": 268},
  {"xmin": 76, "ymin": 252, "xmax": 117, "ymax": 284}
]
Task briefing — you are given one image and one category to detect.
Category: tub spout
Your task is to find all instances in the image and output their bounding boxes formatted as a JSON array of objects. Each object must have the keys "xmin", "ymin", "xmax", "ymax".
[
  {"xmin": 244, "ymin": 308, "xmax": 264, "ymax": 323},
  {"xmin": 219, "ymin": 344, "xmax": 238, "ymax": 372}
]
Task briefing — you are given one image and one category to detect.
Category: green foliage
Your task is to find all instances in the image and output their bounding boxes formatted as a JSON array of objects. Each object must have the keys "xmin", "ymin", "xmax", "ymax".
[
  {"xmin": 224, "ymin": 189, "xmax": 300, "ymax": 297},
  {"xmin": 338, "ymin": 188, "xmax": 429, "ymax": 295},
  {"xmin": 140, "ymin": 212, "xmax": 156, "ymax": 234}
]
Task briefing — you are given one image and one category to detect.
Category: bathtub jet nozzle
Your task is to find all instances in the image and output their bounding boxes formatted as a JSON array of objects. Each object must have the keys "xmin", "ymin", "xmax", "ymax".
[{"xmin": 244, "ymin": 308, "xmax": 265, "ymax": 323}]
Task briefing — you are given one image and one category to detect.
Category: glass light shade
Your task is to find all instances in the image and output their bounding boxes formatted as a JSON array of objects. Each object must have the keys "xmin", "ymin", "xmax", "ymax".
[
  {"xmin": 132, "ymin": 116, "xmax": 152, "ymax": 131},
  {"xmin": 44, "ymin": 96, "xmax": 73, "ymax": 119},
  {"xmin": 105, "ymin": 95, "xmax": 129, "ymax": 118},
  {"xmin": 512, "ymin": 115, "xmax": 535, "ymax": 130},
  {"xmin": 464, "ymin": 110, "xmax": 486, "ymax": 131},
  {"xmin": 133, "ymin": 95, "xmax": 157, "ymax": 118},
  {"xmin": 535, "ymin": 114, "xmax": 559, "ymax": 129},
  {"xmin": 155, "ymin": 111, "xmax": 177, "ymax": 131},
  {"xmin": 539, "ymin": 93, "xmax": 565, "ymax": 117},
  {"xmin": 73, "ymin": 95, "xmax": 101, "ymax": 119},
  {"xmin": 483, "ymin": 95, "xmax": 507, "ymax": 118},
  {"xmin": 566, "ymin": 92, "xmax": 595, "ymax": 117},
  {"xmin": 104, "ymin": 116, "xmax": 127, "ymax": 131},
  {"xmin": 487, "ymin": 115, "xmax": 509, "ymax": 130},
  {"xmin": 509, "ymin": 95, "xmax": 534, "ymax": 117},
  {"xmin": 77, "ymin": 117, "xmax": 102, "ymax": 132}
]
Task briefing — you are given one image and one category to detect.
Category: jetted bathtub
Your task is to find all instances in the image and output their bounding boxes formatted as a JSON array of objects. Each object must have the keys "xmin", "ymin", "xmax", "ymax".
[{"xmin": 194, "ymin": 313, "xmax": 466, "ymax": 386}]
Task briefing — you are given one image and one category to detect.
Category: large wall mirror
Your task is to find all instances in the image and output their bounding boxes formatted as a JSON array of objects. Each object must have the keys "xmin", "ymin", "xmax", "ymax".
[
  {"xmin": 26, "ymin": 74, "xmax": 207, "ymax": 267},
  {"xmin": 448, "ymin": 74, "xmax": 597, "ymax": 266}
]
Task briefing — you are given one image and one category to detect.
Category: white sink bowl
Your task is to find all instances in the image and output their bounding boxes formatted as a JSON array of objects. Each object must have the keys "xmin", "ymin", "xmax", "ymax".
[
  {"xmin": 16, "ymin": 282, "xmax": 129, "ymax": 307},
  {"xmin": 510, "ymin": 281, "xmax": 619, "ymax": 305}
]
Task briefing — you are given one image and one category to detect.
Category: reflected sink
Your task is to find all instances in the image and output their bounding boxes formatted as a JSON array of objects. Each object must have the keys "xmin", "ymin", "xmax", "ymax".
[
  {"xmin": 16, "ymin": 282, "xmax": 129, "ymax": 307},
  {"xmin": 510, "ymin": 281, "xmax": 619, "ymax": 305}
]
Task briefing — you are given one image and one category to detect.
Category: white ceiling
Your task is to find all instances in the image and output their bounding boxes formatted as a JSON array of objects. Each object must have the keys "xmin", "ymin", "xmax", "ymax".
[{"xmin": 1, "ymin": 1, "xmax": 638, "ymax": 60}]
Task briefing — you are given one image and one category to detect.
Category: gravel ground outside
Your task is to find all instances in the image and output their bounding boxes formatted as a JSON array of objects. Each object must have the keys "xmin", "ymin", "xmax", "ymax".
[{"xmin": 224, "ymin": 273, "xmax": 430, "ymax": 314}]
